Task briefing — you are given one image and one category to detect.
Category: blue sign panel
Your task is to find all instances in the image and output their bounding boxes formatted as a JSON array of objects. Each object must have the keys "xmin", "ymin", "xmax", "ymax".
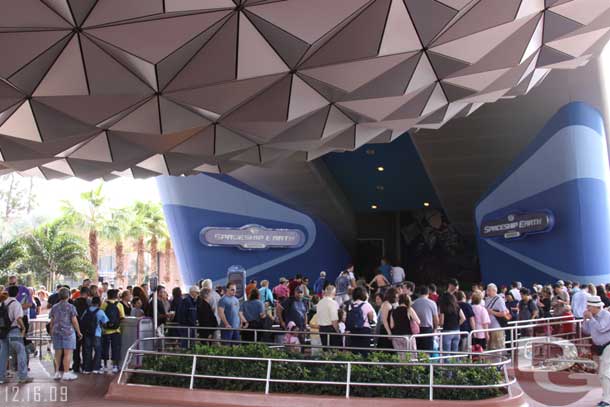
[
  {"xmin": 200, "ymin": 224, "xmax": 306, "ymax": 250},
  {"xmin": 480, "ymin": 211, "xmax": 554, "ymax": 240}
]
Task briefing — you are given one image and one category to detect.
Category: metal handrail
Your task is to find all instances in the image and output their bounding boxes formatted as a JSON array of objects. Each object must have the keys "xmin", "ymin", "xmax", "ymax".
[{"xmin": 118, "ymin": 337, "xmax": 516, "ymax": 400}]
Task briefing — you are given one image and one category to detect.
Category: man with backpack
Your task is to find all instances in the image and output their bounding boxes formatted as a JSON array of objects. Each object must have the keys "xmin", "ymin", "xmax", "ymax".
[
  {"xmin": 278, "ymin": 287, "xmax": 308, "ymax": 351},
  {"xmin": 0, "ymin": 285, "xmax": 33, "ymax": 383},
  {"xmin": 72, "ymin": 286, "xmax": 90, "ymax": 373},
  {"xmin": 278, "ymin": 287, "xmax": 308, "ymax": 330},
  {"xmin": 345, "ymin": 286, "xmax": 375, "ymax": 355},
  {"xmin": 101, "ymin": 289, "xmax": 124, "ymax": 374},
  {"xmin": 81, "ymin": 296, "xmax": 108, "ymax": 374}
]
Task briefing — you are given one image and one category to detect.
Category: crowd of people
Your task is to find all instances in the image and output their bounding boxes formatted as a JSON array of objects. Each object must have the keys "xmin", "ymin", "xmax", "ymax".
[{"xmin": 1, "ymin": 260, "xmax": 609, "ymax": 406}]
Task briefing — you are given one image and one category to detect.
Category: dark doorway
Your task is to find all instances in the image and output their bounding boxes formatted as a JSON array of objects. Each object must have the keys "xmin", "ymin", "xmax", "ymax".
[{"xmin": 356, "ymin": 239, "xmax": 384, "ymax": 281}]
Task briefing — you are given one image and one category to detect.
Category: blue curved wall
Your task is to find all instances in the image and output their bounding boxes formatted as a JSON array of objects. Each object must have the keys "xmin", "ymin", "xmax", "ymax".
[
  {"xmin": 156, "ymin": 174, "xmax": 351, "ymax": 286},
  {"xmin": 476, "ymin": 102, "xmax": 610, "ymax": 286}
]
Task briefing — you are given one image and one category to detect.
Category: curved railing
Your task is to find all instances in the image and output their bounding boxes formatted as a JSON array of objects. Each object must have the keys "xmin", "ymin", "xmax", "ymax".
[{"xmin": 117, "ymin": 336, "xmax": 517, "ymax": 401}]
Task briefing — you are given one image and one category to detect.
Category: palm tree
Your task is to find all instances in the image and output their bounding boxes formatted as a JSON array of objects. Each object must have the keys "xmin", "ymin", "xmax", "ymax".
[
  {"xmin": 143, "ymin": 202, "xmax": 167, "ymax": 281},
  {"xmin": 61, "ymin": 183, "xmax": 106, "ymax": 282},
  {"xmin": 101, "ymin": 208, "xmax": 131, "ymax": 287},
  {"xmin": 0, "ymin": 238, "xmax": 24, "ymax": 271},
  {"xmin": 128, "ymin": 203, "xmax": 149, "ymax": 286},
  {"xmin": 160, "ymin": 235, "xmax": 173, "ymax": 284},
  {"xmin": 21, "ymin": 221, "xmax": 93, "ymax": 289}
]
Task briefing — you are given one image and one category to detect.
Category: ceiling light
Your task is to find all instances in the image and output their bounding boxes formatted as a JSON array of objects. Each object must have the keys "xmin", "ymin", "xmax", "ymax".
[
  {"xmin": 376, "ymin": 185, "xmax": 384, "ymax": 191},
  {"xmin": 371, "ymin": 204, "xmax": 378, "ymax": 209},
  {"xmin": 377, "ymin": 166, "xmax": 384, "ymax": 172},
  {"xmin": 366, "ymin": 149, "xmax": 375, "ymax": 155},
  {"xmin": 423, "ymin": 202, "xmax": 430, "ymax": 207}
]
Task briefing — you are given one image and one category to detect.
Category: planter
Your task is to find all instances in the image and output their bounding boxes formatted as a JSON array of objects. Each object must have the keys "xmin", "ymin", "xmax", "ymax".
[{"xmin": 106, "ymin": 381, "xmax": 526, "ymax": 407}]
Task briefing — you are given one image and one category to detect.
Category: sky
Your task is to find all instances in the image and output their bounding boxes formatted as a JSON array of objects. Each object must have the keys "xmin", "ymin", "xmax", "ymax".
[{"xmin": 32, "ymin": 175, "xmax": 160, "ymax": 219}]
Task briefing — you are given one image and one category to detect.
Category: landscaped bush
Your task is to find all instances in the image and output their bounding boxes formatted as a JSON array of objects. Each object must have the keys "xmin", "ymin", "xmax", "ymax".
[{"xmin": 129, "ymin": 344, "xmax": 505, "ymax": 400}]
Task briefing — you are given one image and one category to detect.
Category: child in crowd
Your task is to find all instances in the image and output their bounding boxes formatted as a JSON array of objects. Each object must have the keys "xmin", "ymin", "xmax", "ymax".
[
  {"xmin": 130, "ymin": 297, "xmax": 145, "ymax": 317},
  {"xmin": 338, "ymin": 309, "xmax": 346, "ymax": 347},
  {"xmin": 283, "ymin": 321, "xmax": 301, "ymax": 352}
]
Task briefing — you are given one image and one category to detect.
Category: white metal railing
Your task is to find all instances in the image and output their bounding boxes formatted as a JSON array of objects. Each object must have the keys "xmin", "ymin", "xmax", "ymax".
[{"xmin": 118, "ymin": 337, "xmax": 517, "ymax": 401}]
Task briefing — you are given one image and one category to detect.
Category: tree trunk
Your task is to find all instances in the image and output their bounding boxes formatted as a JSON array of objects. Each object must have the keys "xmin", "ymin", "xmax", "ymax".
[
  {"xmin": 163, "ymin": 239, "xmax": 172, "ymax": 283},
  {"xmin": 26, "ymin": 177, "xmax": 34, "ymax": 214},
  {"xmin": 136, "ymin": 237, "xmax": 144, "ymax": 286},
  {"xmin": 4, "ymin": 173, "xmax": 14, "ymax": 221},
  {"xmin": 150, "ymin": 235, "xmax": 158, "ymax": 279},
  {"xmin": 115, "ymin": 240, "xmax": 125, "ymax": 287},
  {"xmin": 89, "ymin": 229, "xmax": 98, "ymax": 282}
]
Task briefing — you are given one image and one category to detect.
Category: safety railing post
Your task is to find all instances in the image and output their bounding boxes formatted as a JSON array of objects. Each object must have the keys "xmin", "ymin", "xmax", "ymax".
[
  {"xmin": 254, "ymin": 329, "xmax": 258, "ymax": 343},
  {"xmin": 503, "ymin": 363, "xmax": 512, "ymax": 397},
  {"xmin": 189, "ymin": 355, "xmax": 197, "ymax": 390},
  {"xmin": 510, "ymin": 326, "xmax": 515, "ymax": 362},
  {"xmin": 429, "ymin": 363, "xmax": 434, "ymax": 401},
  {"xmin": 345, "ymin": 362, "xmax": 351, "ymax": 399},
  {"xmin": 265, "ymin": 359, "xmax": 272, "ymax": 395}
]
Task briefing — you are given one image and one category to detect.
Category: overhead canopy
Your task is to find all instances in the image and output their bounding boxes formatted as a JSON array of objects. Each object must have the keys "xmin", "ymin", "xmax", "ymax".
[{"xmin": 0, "ymin": 0, "xmax": 609, "ymax": 180}]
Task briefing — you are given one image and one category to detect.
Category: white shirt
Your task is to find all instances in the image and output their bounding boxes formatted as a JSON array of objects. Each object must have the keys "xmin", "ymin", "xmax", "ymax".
[
  {"xmin": 571, "ymin": 290, "xmax": 590, "ymax": 318},
  {"xmin": 4, "ymin": 298, "xmax": 23, "ymax": 328},
  {"xmin": 509, "ymin": 288, "xmax": 521, "ymax": 302},
  {"xmin": 316, "ymin": 297, "xmax": 339, "ymax": 326},
  {"xmin": 390, "ymin": 267, "xmax": 405, "ymax": 284}
]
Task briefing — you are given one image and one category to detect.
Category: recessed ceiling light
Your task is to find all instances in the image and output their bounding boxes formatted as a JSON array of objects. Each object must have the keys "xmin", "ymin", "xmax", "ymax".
[
  {"xmin": 376, "ymin": 185, "xmax": 384, "ymax": 191},
  {"xmin": 377, "ymin": 166, "xmax": 384, "ymax": 172},
  {"xmin": 423, "ymin": 202, "xmax": 430, "ymax": 207},
  {"xmin": 371, "ymin": 204, "xmax": 378, "ymax": 209}
]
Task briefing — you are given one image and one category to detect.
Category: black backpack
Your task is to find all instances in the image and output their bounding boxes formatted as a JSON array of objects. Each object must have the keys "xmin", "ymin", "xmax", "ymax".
[
  {"xmin": 80, "ymin": 308, "xmax": 100, "ymax": 337},
  {"xmin": 105, "ymin": 302, "xmax": 121, "ymax": 330},
  {"xmin": 346, "ymin": 303, "xmax": 366, "ymax": 331},
  {"xmin": 281, "ymin": 298, "xmax": 295, "ymax": 325},
  {"xmin": 0, "ymin": 300, "xmax": 15, "ymax": 339}
]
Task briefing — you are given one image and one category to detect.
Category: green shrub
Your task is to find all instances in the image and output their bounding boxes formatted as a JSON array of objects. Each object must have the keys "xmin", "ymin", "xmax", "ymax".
[{"xmin": 129, "ymin": 344, "xmax": 505, "ymax": 400}]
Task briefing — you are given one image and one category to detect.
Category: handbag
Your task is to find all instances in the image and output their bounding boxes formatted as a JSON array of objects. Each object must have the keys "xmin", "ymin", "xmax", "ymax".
[
  {"xmin": 488, "ymin": 297, "xmax": 509, "ymax": 327},
  {"xmin": 409, "ymin": 313, "xmax": 420, "ymax": 335}
]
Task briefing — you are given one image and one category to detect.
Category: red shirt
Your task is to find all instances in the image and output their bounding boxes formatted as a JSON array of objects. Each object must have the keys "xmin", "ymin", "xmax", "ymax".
[
  {"xmin": 288, "ymin": 279, "xmax": 302, "ymax": 297},
  {"xmin": 245, "ymin": 283, "xmax": 256, "ymax": 298},
  {"xmin": 429, "ymin": 293, "xmax": 439, "ymax": 303}
]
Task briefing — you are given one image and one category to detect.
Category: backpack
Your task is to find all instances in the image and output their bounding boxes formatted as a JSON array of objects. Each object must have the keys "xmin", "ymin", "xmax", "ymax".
[
  {"xmin": 105, "ymin": 302, "xmax": 121, "ymax": 330},
  {"xmin": 281, "ymin": 298, "xmax": 295, "ymax": 325},
  {"xmin": 0, "ymin": 300, "xmax": 15, "ymax": 339},
  {"xmin": 346, "ymin": 302, "xmax": 365, "ymax": 331},
  {"xmin": 80, "ymin": 308, "xmax": 100, "ymax": 337}
]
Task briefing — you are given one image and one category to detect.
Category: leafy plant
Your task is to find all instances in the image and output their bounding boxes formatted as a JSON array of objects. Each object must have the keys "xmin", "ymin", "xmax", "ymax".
[
  {"xmin": 129, "ymin": 344, "xmax": 505, "ymax": 401},
  {"xmin": 19, "ymin": 221, "xmax": 94, "ymax": 288}
]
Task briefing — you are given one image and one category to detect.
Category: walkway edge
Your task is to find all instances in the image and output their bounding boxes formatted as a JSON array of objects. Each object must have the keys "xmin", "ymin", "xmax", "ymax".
[{"xmin": 105, "ymin": 380, "xmax": 528, "ymax": 407}]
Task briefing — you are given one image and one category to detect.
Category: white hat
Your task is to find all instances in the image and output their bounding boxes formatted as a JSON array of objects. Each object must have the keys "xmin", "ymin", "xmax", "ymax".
[
  {"xmin": 587, "ymin": 295, "xmax": 605, "ymax": 308},
  {"xmin": 320, "ymin": 271, "xmax": 326, "ymax": 277},
  {"xmin": 557, "ymin": 280, "xmax": 565, "ymax": 285}
]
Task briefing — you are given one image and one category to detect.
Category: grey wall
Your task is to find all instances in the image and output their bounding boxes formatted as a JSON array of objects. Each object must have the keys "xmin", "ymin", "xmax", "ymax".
[{"xmin": 230, "ymin": 155, "xmax": 357, "ymax": 250}]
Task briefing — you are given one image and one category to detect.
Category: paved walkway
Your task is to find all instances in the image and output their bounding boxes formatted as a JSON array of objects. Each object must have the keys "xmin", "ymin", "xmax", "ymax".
[{"xmin": 0, "ymin": 356, "xmax": 603, "ymax": 407}]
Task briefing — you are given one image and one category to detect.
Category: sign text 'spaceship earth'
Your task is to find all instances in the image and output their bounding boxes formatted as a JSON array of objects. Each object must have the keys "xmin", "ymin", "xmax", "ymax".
[
  {"xmin": 200, "ymin": 224, "xmax": 305, "ymax": 250},
  {"xmin": 480, "ymin": 211, "xmax": 554, "ymax": 239}
]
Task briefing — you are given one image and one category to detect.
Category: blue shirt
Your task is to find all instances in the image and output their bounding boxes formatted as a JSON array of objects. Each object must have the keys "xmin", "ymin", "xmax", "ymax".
[
  {"xmin": 258, "ymin": 287, "xmax": 274, "ymax": 304},
  {"xmin": 583, "ymin": 309, "xmax": 610, "ymax": 346},
  {"xmin": 88, "ymin": 306, "xmax": 109, "ymax": 337},
  {"xmin": 379, "ymin": 264, "xmax": 392, "ymax": 280},
  {"xmin": 240, "ymin": 300, "xmax": 264, "ymax": 322},
  {"xmin": 218, "ymin": 295, "xmax": 240, "ymax": 328},
  {"xmin": 313, "ymin": 277, "xmax": 326, "ymax": 295}
]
